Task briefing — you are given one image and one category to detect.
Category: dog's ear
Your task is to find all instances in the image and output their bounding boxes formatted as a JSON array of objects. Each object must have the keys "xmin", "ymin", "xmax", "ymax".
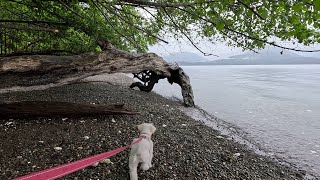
[
  {"xmin": 150, "ymin": 124, "xmax": 156, "ymax": 134},
  {"xmin": 137, "ymin": 124, "xmax": 144, "ymax": 132}
]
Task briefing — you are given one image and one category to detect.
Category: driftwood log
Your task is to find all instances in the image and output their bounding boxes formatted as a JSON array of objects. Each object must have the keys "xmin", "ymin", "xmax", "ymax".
[
  {"xmin": 0, "ymin": 101, "xmax": 139, "ymax": 118},
  {"xmin": 0, "ymin": 40, "xmax": 194, "ymax": 107}
]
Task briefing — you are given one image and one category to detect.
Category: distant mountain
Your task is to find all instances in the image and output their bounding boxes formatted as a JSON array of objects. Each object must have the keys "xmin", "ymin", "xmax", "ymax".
[
  {"xmin": 163, "ymin": 52, "xmax": 210, "ymax": 65},
  {"xmin": 231, "ymin": 48, "xmax": 301, "ymax": 60},
  {"xmin": 171, "ymin": 48, "xmax": 320, "ymax": 65},
  {"xmin": 307, "ymin": 51, "xmax": 320, "ymax": 58}
]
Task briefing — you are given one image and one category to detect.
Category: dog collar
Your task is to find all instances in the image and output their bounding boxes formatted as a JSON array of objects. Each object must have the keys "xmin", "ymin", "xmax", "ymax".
[{"xmin": 139, "ymin": 133, "xmax": 150, "ymax": 138}]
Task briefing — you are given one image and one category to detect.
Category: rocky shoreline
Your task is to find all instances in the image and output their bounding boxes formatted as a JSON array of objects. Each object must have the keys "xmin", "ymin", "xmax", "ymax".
[{"xmin": 0, "ymin": 74, "xmax": 306, "ymax": 179}]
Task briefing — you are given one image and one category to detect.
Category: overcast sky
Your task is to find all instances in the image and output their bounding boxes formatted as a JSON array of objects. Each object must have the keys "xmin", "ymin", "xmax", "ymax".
[{"xmin": 149, "ymin": 37, "xmax": 320, "ymax": 60}]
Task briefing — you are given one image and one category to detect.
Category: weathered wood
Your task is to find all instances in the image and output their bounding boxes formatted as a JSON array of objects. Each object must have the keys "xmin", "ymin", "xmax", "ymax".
[
  {"xmin": 167, "ymin": 64, "xmax": 194, "ymax": 107},
  {"xmin": 0, "ymin": 101, "xmax": 139, "ymax": 118},
  {"xmin": 0, "ymin": 45, "xmax": 170, "ymax": 76},
  {"xmin": 0, "ymin": 41, "xmax": 195, "ymax": 107},
  {"xmin": 130, "ymin": 70, "xmax": 162, "ymax": 92}
]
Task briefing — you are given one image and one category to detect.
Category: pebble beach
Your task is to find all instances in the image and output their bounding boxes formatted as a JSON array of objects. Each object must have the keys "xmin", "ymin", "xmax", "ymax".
[{"xmin": 0, "ymin": 73, "xmax": 306, "ymax": 179}]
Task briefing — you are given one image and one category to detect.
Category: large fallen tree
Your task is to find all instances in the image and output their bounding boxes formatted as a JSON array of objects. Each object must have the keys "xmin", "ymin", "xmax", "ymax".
[{"xmin": 0, "ymin": 40, "xmax": 195, "ymax": 107}]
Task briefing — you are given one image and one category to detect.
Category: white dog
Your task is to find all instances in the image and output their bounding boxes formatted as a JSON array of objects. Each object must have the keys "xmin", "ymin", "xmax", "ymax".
[{"xmin": 129, "ymin": 123, "xmax": 156, "ymax": 180}]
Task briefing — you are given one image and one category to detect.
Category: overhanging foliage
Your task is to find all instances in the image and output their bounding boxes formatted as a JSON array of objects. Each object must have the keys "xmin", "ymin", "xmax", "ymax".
[{"xmin": 1, "ymin": 0, "xmax": 320, "ymax": 55}]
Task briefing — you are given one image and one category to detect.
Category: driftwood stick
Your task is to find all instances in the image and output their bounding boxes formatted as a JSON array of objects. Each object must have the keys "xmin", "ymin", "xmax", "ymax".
[{"xmin": 0, "ymin": 101, "xmax": 139, "ymax": 118}]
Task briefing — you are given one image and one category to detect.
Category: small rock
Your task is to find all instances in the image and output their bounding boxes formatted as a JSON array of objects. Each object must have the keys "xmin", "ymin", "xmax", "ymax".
[
  {"xmin": 17, "ymin": 156, "xmax": 22, "ymax": 159},
  {"xmin": 232, "ymin": 153, "xmax": 241, "ymax": 158},
  {"xmin": 78, "ymin": 147, "xmax": 83, "ymax": 150},
  {"xmin": 118, "ymin": 130, "xmax": 121, "ymax": 133},
  {"xmin": 111, "ymin": 118, "xmax": 116, "ymax": 123},
  {"xmin": 100, "ymin": 158, "xmax": 113, "ymax": 164},
  {"xmin": 32, "ymin": 165, "xmax": 36, "ymax": 168},
  {"xmin": 310, "ymin": 150, "xmax": 317, "ymax": 154},
  {"xmin": 216, "ymin": 136, "xmax": 223, "ymax": 139},
  {"xmin": 92, "ymin": 162, "xmax": 99, "ymax": 167},
  {"xmin": 62, "ymin": 118, "xmax": 68, "ymax": 121},
  {"xmin": 84, "ymin": 136, "xmax": 90, "ymax": 140},
  {"xmin": 38, "ymin": 141, "xmax": 44, "ymax": 143},
  {"xmin": 54, "ymin": 147, "xmax": 62, "ymax": 151},
  {"xmin": 162, "ymin": 124, "xmax": 167, "ymax": 127},
  {"xmin": 181, "ymin": 124, "xmax": 187, "ymax": 126},
  {"xmin": 5, "ymin": 122, "xmax": 14, "ymax": 126},
  {"xmin": 80, "ymin": 120, "xmax": 85, "ymax": 123}
]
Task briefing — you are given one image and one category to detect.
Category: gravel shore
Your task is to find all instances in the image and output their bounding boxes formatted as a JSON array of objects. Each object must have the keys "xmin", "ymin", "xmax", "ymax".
[{"xmin": 0, "ymin": 74, "xmax": 306, "ymax": 179}]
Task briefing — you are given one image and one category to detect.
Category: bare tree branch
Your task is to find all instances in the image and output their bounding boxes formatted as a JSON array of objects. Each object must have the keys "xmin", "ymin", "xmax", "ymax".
[
  {"xmin": 162, "ymin": 8, "xmax": 218, "ymax": 57},
  {"xmin": 219, "ymin": 32, "xmax": 259, "ymax": 53},
  {"xmin": 0, "ymin": 24, "xmax": 59, "ymax": 33},
  {"xmin": 91, "ymin": 0, "xmax": 139, "ymax": 48},
  {"xmin": 5, "ymin": 0, "xmax": 38, "ymax": 8},
  {"xmin": 57, "ymin": 0, "xmax": 85, "ymax": 19},
  {"xmin": 98, "ymin": 1, "xmax": 169, "ymax": 44},
  {"xmin": 237, "ymin": 0, "xmax": 265, "ymax": 20},
  {"xmin": 176, "ymin": 7, "xmax": 320, "ymax": 52},
  {"xmin": 118, "ymin": 0, "xmax": 216, "ymax": 8},
  {"xmin": 110, "ymin": 6, "xmax": 143, "ymax": 51},
  {"xmin": 0, "ymin": 19, "xmax": 67, "ymax": 25},
  {"xmin": 9, "ymin": 0, "xmax": 91, "ymax": 35}
]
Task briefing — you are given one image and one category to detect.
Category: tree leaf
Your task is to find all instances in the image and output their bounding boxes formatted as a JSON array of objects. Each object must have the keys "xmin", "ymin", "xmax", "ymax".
[{"xmin": 216, "ymin": 23, "xmax": 224, "ymax": 30}]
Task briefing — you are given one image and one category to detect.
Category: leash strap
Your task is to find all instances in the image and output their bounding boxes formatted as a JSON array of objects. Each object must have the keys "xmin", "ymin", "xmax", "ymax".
[{"xmin": 13, "ymin": 137, "xmax": 143, "ymax": 180}]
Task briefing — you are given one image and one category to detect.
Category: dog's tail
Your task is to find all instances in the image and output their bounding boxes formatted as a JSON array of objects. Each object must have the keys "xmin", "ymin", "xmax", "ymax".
[{"xmin": 129, "ymin": 155, "xmax": 139, "ymax": 180}]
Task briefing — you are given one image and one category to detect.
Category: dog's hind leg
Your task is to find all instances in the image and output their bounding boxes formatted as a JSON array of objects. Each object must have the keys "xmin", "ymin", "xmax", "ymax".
[
  {"xmin": 148, "ymin": 141, "xmax": 154, "ymax": 168},
  {"xmin": 129, "ymin": 155, "xmax": 139, "ymax": 180},
  {"xmin": 139, "ymin": 151, "xmax": 151, "ymax": 171}
]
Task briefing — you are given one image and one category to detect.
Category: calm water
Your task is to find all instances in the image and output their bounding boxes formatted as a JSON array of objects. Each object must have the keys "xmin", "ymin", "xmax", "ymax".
[{"xmin": 153, "ymin": 65, "xmax": 320, "ymax": 177}]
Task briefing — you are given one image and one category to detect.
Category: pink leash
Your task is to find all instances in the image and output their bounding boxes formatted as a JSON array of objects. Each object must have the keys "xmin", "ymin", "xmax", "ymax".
[{"xmin": 13, "ymin": 137, "xmax": 143, "ymax": 180}]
